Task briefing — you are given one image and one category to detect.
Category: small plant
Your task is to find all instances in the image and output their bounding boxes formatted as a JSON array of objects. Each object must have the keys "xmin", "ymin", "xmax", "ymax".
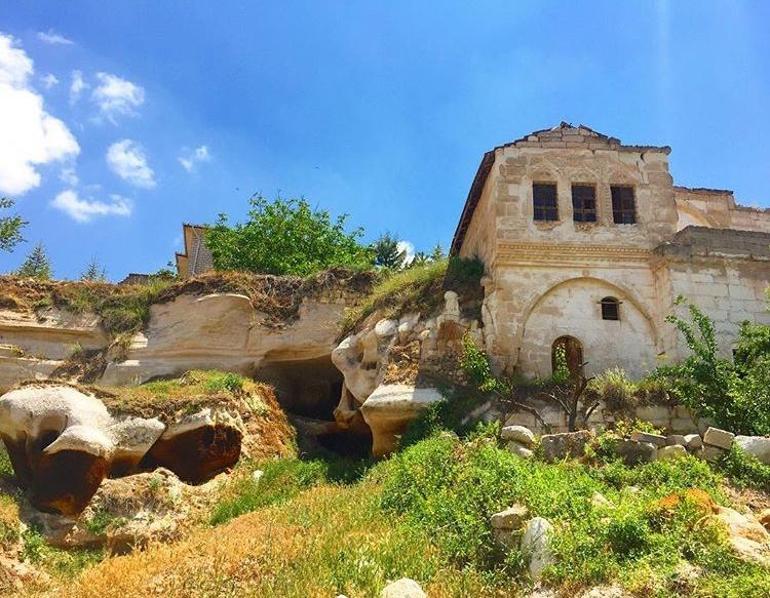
[
  {"xmin": 717, "ymin": 445, "xmax": 770, "ymax": 491},
  {"xmin": 204, "ymin": 371, "xmax": 245, "ymax": 394}
]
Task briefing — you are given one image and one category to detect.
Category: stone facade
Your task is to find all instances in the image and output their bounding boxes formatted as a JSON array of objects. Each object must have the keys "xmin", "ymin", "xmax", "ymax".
[{"xmin": 452, "ymin": 123, "xmax": 770, "ymax": 378}]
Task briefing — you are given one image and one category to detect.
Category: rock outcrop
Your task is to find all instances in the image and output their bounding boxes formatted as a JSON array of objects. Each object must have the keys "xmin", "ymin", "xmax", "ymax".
[
  {"xmin": 360, "ymin": 385, "xmax": 444, "ymax": 457},
  {"xmin": 0, "ymin": 384, "xmax": 242, "ymax": 515}
]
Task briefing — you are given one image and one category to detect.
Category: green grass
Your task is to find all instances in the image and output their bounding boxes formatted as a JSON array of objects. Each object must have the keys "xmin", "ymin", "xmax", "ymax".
[
  {"xmin": 21, "ymin": 526, "xmax": 104, "ymax": 579},
  {"xmin": 717, "ymin": 444, "xmax": 770, "ymax": 491}
]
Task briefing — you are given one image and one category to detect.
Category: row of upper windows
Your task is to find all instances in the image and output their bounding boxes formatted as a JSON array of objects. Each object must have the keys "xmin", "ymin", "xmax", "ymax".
[{"xmin": 532, "ymin": 183, "xmax": 637, "ymax": 224}]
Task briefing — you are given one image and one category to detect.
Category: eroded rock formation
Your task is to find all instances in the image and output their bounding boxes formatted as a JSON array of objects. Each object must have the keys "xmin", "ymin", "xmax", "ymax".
[{"xmin": 0, "ymin": 384, "xmax": 242, "ymax": 515}]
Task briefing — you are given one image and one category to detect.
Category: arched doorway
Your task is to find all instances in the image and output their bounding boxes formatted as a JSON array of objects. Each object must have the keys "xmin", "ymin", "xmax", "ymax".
[{"xmin": 552, "ymin": 336, "xmax": 584, "ymax": 378}]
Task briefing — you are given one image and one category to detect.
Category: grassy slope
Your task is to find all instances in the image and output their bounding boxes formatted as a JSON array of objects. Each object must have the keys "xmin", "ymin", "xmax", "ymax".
[{"xmin": 43, "ymin": 433, "xmax": 770, "ymax": 598}]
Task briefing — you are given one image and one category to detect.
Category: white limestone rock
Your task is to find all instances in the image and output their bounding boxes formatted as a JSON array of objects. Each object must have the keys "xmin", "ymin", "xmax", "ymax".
[
  {"xmin": 374, "ymin": 318, "xmax": 399, "ymax": 339},
  {"xmin": 501, "ymin": 425, "xmax": 535, "ymax": 447},
  {"xmin": 381, "ymin": 578, "xmax": 426, "ymax": 598},
  {"xmin": 521, "ymin": 517, "xmax": 555, "ymax": 580},
  {"xmin": 657, "ymin": 444, "xmax": 688, "ymax": 461},
  {"xmin": 360, "ymin": 385, "xmax": 444, "ymax": 457},
  {"xmin": 506, "ymin": 441, "xmax": 534, "ymax": 459}
]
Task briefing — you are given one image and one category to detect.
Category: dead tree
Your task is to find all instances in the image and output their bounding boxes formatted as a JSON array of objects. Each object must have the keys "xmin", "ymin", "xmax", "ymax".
[{"xmin": 537, "ymin": 363, "xmax": 599, "ymax": 432}]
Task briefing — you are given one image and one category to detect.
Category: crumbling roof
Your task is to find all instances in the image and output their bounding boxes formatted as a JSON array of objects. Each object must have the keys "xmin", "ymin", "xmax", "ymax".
[
  {"xmin": 654, "ymin": 225, "xmax": 770, "ymax": 260},
  {"xmin": 450, "ymin": 123, "xmax": 672, "ymax": 255}
]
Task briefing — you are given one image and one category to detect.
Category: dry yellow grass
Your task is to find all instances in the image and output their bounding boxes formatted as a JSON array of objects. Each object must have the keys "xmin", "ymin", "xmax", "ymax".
[{"xmin": 50, "ymin": 482, "xmax": 509, "ymax": 598}]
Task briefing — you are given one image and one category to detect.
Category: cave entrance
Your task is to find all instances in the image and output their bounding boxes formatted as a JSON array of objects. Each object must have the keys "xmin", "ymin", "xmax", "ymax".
[{"xmin": 254, "ymin": 355, "xmax": 372, "ymax": 458}]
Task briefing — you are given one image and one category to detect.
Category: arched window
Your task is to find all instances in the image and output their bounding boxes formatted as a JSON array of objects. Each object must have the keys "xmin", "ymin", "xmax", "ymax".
[
  {"xmin": 552, "ymin": 336, "xmax": 584, "ymax": 378},
  {"xmin": 600, "ymin": 296, "xmax": 620, "ymax": 321}
]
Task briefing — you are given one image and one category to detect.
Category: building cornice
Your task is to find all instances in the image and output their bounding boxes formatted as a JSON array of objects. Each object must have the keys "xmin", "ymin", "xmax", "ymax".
[{"xmin": 495, "ymin": 241, "xmax": 652, "ymax": 266}]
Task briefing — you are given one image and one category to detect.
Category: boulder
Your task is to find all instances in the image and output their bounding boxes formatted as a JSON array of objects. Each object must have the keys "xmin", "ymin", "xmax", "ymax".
[
  {"xmin": 711, "ymin": 506, "xmax": 770, "ymax": 566},
  {"xmin": 657, "ymin": 445, "xmax": 688, "ymax": 461},
  {"xmin": 501, "ymin": 425, "xmax": 535, "ymax": 447},
  {"xmin": 360, "ymin": 385, "xmax": 444, "ymax": 457},
  {"xmin": 0, "ymin": 384, "xmax": 242, "ymax": 515},
  {"xmin": 521, "ymin": 517, "xmax": 554, "ymax": 580},
  {"xmin": 540, "ymin": 430, "xmax": 592, "ymax": 462},
  {"xmin": 591, "ymin": 491, "xmax": 612, "ymax": 509},
  {"xmin": 734, "ymin": 436, "xmax": 770, "ymax": 465},
  {"xmin": 666, "ymin": 434, "xmax": 687, "ymax": 447},
  {"xmin": 702, "ymin": 427, "xmax": 734, "ymax": 450},
  {"xmin": 374, "ymin": 319, "xmax": 399, "ymax": 339},
  {"xmin": 506, "ymin": 442, "xmax": 534, "ymax": 459},
  {"xmin": 381, "ymin": 578, "xmax": 426, "ymax": 598},
  {"xmin": 630, "ymin": 430, "xmax": 667, "ymax": 448},
  {"xmin": 613, "ymin": 439, "xmax": 656, "ymax": 466}
]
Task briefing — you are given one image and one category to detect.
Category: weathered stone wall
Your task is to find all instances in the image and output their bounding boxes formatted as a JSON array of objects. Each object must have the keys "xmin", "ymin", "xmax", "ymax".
[{"xmin": 674, "ymin": 186, "xmax": 770, "ymax": 233}]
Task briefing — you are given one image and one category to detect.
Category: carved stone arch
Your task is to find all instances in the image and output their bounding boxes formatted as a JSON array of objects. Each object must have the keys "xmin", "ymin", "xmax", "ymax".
[{"xmin": 516, "ymin": 276, "xmax": 659, "ymax": 379}]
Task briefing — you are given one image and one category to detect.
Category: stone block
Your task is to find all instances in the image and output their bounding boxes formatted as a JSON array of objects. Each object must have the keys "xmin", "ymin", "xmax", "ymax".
[
  {"xmin": 491, "ymin": 504, "xmax": 529, "ymax": 530},
  {"xmin": 703, "ymin": 427, "xmax": 735, "ymax": 450},
  {"xmin": 657, "ymin": 445, "xmax": 688, "ymax": 461},
  {"xmin": 540, "ymin": 430, "xmax": 592, "ymax": 463},
  {"xmin": 630, "ymin": 430, "xmax": 667, "ymax": 448},
  {"xmin": 615, "ymin": 439, "xmax": 657, "ymax": 465},
  {"xmin": 700, "ymin": 444, "xmax": 725, "ymax": 463},
  {"xmin": 684, "ymin": 434, "xmax": 703, "ymax": 451},
  {"xmin": 666, "ymin": 434, "xmax": 687, "ymax": 446},
  {"xmin": 734, "ymin": 436, "xmax": 770, "ymax": 465}
]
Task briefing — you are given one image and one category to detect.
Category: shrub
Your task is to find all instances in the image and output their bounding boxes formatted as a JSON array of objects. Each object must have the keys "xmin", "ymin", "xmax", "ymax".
[{"xmin": 589, "ymin": 367, "xmax": 637, "ymax": 413}]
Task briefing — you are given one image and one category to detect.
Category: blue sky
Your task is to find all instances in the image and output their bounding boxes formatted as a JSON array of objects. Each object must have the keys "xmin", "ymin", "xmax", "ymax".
[{"xmin": 0, "ymin": 1, "xmax": 768, "ymax": 280}]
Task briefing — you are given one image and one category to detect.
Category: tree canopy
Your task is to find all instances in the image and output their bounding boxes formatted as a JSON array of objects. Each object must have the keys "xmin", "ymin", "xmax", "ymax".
[
  {"xmin": 206, "ymin": 195, "xmax": 374, "ymax": 276},
  {"xmin": 0, "ymin": 198, "xmax": 27, "ymax": 253}
]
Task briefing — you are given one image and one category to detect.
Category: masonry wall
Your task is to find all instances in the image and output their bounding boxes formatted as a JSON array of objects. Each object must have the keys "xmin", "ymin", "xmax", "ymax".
[{"xmin": 674, "ymin": 187, "xmax": 770, "ymax": 233}]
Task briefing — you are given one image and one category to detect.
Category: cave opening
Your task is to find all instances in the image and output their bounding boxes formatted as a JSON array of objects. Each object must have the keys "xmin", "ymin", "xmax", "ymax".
[{"xmin": 254, "ymin": 355, "xmax": 372, "ymax": 458}]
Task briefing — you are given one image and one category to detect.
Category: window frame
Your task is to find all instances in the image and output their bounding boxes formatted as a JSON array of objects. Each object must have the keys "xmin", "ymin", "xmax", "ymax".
[
  {"xmin": 532, "ymin": 182, "xmax": 559, "ymax": 222},
  {"xmin": 611, "ymin": 185, "xmax": 637, "ymax": 224},
  {"xmin": 600, "ymin": 296, "xmax": 621, "ymax": 321},
  {"xmin": 571, "ymin": 184, "xmax": 597, "ymax": 223}
]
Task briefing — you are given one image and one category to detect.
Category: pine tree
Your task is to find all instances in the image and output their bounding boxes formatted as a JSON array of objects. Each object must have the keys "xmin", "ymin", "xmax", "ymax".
[
  {"xmin": 373, "ymin": 232, "xmax": 406, "ymax": 269},
  {"xmin": 16, "ymin": 242, "xmax": 52, "ymax": 280},
  {"xmin": 430, "ymin": 243, "xmax": 445, "ymax": 261},
  {"xmin": 81, "ymin": 257, "xmax": 107, "ymax": 282}
]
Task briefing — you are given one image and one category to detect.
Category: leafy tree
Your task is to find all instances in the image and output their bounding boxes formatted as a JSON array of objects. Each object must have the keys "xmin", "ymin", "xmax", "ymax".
[
  {"xmin": 409, "ymin": 252, "xmax": 430, "ymax": 267},
  {"xmin": 372, "ymin": 232, "xmax": 406, "ymax": 269},
  {"xmin": 81, "ymin": 257, "xmax": 107, "ymax": 282},
  {"xmin": 657, "ymin": 297, "xmax": 770, "ymax": 435},
  {"xmin": 16, "ymin": 242, "xmax": 52, "ymax": 280},
  {"xmin": 206, "ymin": 195, "xmax": 374, "ymax": 276},
  {"xmin": 0, "ymin": 198, "xmax": 27, "ymax": 252}
]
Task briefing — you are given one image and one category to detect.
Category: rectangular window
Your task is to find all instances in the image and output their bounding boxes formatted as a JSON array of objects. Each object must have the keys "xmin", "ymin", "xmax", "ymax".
[
  {"xmin": 533, "ymin": 183, "xmax": 558, "ymax": 221},
  {"xmin": 611, "ymin": 186, "xmax": 636, "ymax": 224},
  {"xmin": 571, "ymin": 185, "xmax": 597, "ymax": 222}
]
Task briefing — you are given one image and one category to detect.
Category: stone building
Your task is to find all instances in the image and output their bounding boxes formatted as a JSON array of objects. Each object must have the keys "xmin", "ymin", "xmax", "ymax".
[
  {"xmin": 451, "ymin": 122, "xmax": 770, "ymax": 379},
  {"xmin": 174, "ymin": 223, "xmax": 214, "ymax": 278}
]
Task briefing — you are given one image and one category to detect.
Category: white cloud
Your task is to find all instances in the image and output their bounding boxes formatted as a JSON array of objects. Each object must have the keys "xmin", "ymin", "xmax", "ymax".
[
  {"xmin": 51, "ymin": 189, "xmax": 132, "ymax": 222},
  {"xmin": 106, "ymin": 139, "xmax": 155, "ymax": 188},
  {"xmin": 69, "ymin": 70, "xmax": 87, "ymax": 104},
  {"xmin": 92, "ymin": 72, "xmax": 144, "ymax": 122},
  {"xmin": 397, "ymin": 240, "xmax": 416, "ymax": 265},
  {"xmin": 40, "ymin": 73, "xmax": 59, "ymax": 89},
  {"xmin": 37, "ymin": 30, "xmax": 74, "ymax": 46},
  {"xmin": 178, "ymin": 145, "xmax": 211, "ymax": 172},
  {"xmin": 59, "ymin": 166, "xmax": 78, "ymax": 186},
  {"xmin": 0, "ymin": 33, "xmax": 79, "ymax": 196}
]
